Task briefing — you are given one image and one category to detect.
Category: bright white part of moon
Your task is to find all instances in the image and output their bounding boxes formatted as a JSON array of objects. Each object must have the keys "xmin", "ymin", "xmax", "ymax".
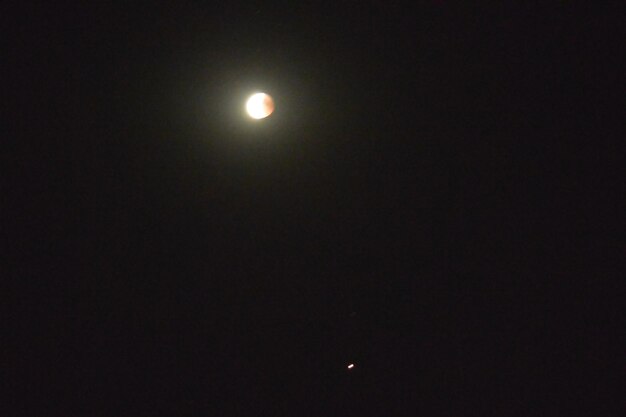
[{"xmin": 246, "ymin": 93, "xmax": 274, "ymax": 119}]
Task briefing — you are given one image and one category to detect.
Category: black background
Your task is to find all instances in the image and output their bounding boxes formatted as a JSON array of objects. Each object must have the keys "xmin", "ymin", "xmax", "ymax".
[{"xmin": 4, "ymin": 2, "xmax": 623, "ymax": 416}]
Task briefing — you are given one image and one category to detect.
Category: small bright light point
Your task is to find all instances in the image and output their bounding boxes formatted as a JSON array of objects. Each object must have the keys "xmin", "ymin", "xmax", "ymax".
[
  {"xmin": 347, "ymin": 363, "xmax": 355, "ymax": 369},
  {"xmin": 246, "ymin": 92, "xmax": 275, "ymax": 119}
]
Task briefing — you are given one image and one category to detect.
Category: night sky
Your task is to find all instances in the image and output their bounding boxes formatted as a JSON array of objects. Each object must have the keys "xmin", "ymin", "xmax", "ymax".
[{"xmin": 5, "ymin": 2, "xmax": 622, "ymax": 416}]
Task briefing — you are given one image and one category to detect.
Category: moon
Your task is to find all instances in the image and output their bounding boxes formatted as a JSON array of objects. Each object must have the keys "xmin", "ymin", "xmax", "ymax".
[{"xmin": 246, "ymin": 93, "xmax": 275, "ymax": 119}]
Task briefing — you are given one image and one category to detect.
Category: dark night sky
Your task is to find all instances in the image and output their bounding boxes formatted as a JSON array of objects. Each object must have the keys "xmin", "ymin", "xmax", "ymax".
[{"xmin": 5, "ymin": 2, "xmax": 623, "ymax": 416}]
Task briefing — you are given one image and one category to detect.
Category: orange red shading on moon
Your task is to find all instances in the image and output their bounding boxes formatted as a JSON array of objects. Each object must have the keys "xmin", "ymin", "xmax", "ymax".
[{"xmin": 246, "ymin": 93, "xmax": 275, "ymax": 119}]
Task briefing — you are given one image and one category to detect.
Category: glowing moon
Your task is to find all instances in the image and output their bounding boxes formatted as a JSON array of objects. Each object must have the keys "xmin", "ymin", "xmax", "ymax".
[{"xmin": 246, "ymin": 93, "xmax": 275, "ymax": 119}]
